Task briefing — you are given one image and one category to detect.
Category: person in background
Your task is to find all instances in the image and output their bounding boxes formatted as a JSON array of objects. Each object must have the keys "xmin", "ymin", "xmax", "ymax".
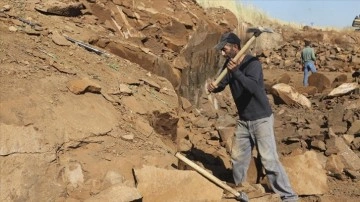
[
  {"xmin": 301, "ymin": 39, "xmax": 317, "ymax": 86},
  {"xmin": 207, "ymin": 32, "xmax": 298, "ymax": 202}
]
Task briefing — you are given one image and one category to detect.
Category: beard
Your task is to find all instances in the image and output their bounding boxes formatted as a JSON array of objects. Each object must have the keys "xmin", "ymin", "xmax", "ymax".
[{"xmin": 228, "ymin": 48, "xmax": 237, "ymax": 58}]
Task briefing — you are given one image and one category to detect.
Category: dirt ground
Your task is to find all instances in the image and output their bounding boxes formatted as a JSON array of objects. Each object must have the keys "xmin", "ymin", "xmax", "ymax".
[{"xmin": 1, "ymin": 1, "xmax": 359, "ymax": 202}]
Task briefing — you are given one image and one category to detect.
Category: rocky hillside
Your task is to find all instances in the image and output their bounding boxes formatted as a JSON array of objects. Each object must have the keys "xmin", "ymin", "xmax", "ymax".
[{"xmin": 0, "ymin": 0, "xmax": 359, "ymax": 202}]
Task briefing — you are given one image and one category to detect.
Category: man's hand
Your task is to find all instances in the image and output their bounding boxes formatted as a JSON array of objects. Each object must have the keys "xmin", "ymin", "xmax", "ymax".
[
  {"xmin": 227, "ymin": 59, "xmax": 239, "ymax": 72},
  {"xmin": 207, "ymin": 81, "xmax": 218, "ymax": 93}
]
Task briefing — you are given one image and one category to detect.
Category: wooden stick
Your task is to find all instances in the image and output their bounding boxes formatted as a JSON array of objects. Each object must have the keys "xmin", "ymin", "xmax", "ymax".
[
  {"xmin": 213, "ymin": 35, "xmax": 257, "ymax": 86},
  {"xmin": 175, "ymin": 152, "xmax": 240, "ymax": 198}
]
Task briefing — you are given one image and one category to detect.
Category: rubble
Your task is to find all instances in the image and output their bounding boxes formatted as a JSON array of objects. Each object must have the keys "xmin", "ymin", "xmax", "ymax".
[{"xmin": 1, "ymin": 0, "xmax": 360, "ymax": 201}]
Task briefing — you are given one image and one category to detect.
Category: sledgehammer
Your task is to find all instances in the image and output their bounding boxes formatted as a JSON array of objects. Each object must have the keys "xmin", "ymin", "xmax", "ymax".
[
  {"xmin": 175, "ymin": 152, "xmax": 249, "ymax": 202},
  {"xmin": 212, "ymin": 27, "xmax": 273, "ymax": 87}
]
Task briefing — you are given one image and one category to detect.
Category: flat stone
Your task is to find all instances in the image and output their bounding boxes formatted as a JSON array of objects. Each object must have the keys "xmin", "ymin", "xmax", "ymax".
[
  {"xmin": 177, "ymin": 138, "xmax": 192, "ymax": 152},
  {"xmin": 193, "ymin": 117, "xmax": 213, "ymax": 128},
  {"xmin": 311, "ymin": 139, "xmax": 326, "ymax": 151},
  {"xmin": 51, "ymin": 31, "xmax": 71, "ymax": 46},
  {"xmin": 135, "ymin": 119, "xmax": 154, "ymax": 137},
  {"xmin": 271, "ymin": 83, "xmax": 311, "ymax": 108},
  {"xmin": 9, "ymin": 26, "xmax": 17, "ymax": 32},
  {"xmin": 282, "ymin": 151, "xmax": 328, "ymax": 195},
  {"xmin": 0, "ymin": 123, "xmax": 52, "ymax": 155},
  {"xmin": 326, "ymin": 136, "xmax": 360, "ymax": 170},
  {"xmin": 67, "ymin": 78, "xmax": 101, "ymax": 94},
  {"xmin": 121, "ymin": 134, "xmax": 134, "ymax": 141},
  {"xmin": 133, "ymin": 165, "xmax": 223, "ymax": 202},
  {"xmin": 2, "ymin": 5, "xmax": 11, "ymax": 11},
  {"xmin": 85, "ymin": 184, "xmax": 141, "ymax": 202},
  {"xmin": 217, "ymin": 126, "xmax": 234, "ymax": 153},
  {"xmin": 328, "ymin": 82, "xmax": 359, "ymax": 97},
  {"xmin": 180, "ymin": 96, "xmax": 192, "ymax": 111},
  {"xmin": 63, "ymin": 162, "xmax": 84, "ymax": 188},
  {"xmin": 342, "ymin": 134, "xmax": 355, "ymax": 145},
  {"xmin": 140, "ymin": 78, "xmax": 161, "ymax": 91},
  {"xmin": 121, "ymin": 96, "xmax": 147, "ymax": 115},
  {"xmin": 351, "ymin": 137, "xmax": 360, "ymax": 150},
  {"xmin": 119, "ymin": 84, "xmax": 133, "ymax": 95},
  {"xmin": 326, "ymin": 155, "xmax": 344, "ymax": 174},
  {"xmin": 347, "ymin": 120, "xmax": 360, "ymax": 136},
  {"xmin": 336, "ymin": 137, "xmax": 360, "ymax": 170},
  {"xmin": 103, "ymin": 170, "xmax": 125, "ymax": 185},
  {"xmin": 344, "ymin": 169, "xmax": 360, "ymax": 179}
]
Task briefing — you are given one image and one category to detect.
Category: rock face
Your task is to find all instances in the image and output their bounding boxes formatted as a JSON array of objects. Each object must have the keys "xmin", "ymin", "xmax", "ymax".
[{"xmin": 86, "ymin": 0, "xmax": 239, "ymax": 106}]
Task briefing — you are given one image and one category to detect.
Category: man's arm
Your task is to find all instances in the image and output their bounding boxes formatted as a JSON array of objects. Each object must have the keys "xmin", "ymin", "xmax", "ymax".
[
  {"xmin": 231, "ymin": 60, "xmax": 262, "ymax": 94},
  {"xmin": 301, "ymin": 50, "xmax": 304, "ymax": 64},
  {"xmin": 300, "ymin": 51, "xmax": 304, "ymax": 71},
  {"xmin": 208, "ymin": 70, "xmax": 229, "ymax": 93},
  {"xmin": 207, "ymin": 61, "xmax": 230, "ymax": 93},
  {"xmin": 311, "ymin": 48, "xmax": 316, "ymax": 61}
]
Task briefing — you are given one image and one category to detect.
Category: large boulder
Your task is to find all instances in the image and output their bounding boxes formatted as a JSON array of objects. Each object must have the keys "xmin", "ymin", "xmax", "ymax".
[
  {"xmin": 328, "ymin": 82, "xmax": 359, "ymax": 97},
  {"xmin": 308, "ymin": 73, "xmax": 331, "ymax": 92},
  {"xmin": 282, "ymin": 151, "xmax": 328, "ymax": 195},
  {"xmin": 133, "ymin": 165, "xmax": 223, "ymax": 202},
  {"xmin": 271, "ymin": 83, "xmax": 311, "ymax": 108}
]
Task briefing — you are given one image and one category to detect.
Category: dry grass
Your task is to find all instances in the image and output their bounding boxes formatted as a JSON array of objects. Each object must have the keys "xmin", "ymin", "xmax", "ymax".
[
  {"xmin": 195, "ymin": 0, "xmax": 349, "ymax": 31},
  {"xmin": 195, "ymin": 0, "xmax": 270, "ymax": 25}
]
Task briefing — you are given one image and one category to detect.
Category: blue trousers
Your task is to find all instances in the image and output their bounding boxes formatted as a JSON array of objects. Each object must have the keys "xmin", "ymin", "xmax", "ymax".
[
  {"xmin": 303, "ymin": 61, "xmax": 317, "ymax": 86},
  {"xmin": 231, "ymin": 114, "xmax": 298, "ymax": 201}
]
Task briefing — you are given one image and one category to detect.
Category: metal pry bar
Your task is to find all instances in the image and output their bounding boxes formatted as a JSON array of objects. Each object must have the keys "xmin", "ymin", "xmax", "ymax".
[{"xmin": 64, "ymin": 35, "xmax": 110, "ymax": 56}]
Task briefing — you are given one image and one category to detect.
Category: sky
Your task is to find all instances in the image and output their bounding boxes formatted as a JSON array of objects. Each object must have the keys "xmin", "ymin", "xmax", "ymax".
[{"xmin": 240, "ymin": 0, "xmax": 359, "ymax": 28}]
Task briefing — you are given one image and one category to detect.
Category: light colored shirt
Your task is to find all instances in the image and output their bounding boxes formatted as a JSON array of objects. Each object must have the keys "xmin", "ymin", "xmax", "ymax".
[{"xmin": 301, "ymin": 46, "xmax": 316, "ymax": 63}]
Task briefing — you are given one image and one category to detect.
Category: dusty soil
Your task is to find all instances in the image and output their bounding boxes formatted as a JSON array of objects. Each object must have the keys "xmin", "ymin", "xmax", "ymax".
[{"xmin": 1, "ymin": 1, "xmax": 359, "ymax": 202}]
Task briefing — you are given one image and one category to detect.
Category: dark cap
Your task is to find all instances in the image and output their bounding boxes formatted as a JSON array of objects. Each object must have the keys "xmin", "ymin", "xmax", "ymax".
[{"xmin": 214, "ymin": 32, "xmax": 241, "ymax": 50}]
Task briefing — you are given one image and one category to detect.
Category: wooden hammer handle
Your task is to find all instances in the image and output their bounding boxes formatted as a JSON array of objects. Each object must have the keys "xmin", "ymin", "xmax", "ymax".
[
  {"xmin": 213, "ymin": 35, "xmax": 257, "ymax": 86},
  {"xmin": 175, "ymin": 152, "xmax": 240, "ymax": 197}
]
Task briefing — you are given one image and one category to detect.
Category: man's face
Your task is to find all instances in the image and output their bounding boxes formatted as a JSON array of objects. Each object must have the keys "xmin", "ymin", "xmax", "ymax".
[{"xmin": 221, "ymin": 43, "xmax": 237, "ymax": 59}]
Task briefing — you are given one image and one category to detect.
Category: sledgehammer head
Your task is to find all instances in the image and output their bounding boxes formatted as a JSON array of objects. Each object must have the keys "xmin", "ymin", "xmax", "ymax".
[
  {"xmin": 236, "ymin": 192, "xmax": 249, "ymax": 202},
  {"xmin": 246, "ymin": 26, "xmax": 273, "ymax": 37}
]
